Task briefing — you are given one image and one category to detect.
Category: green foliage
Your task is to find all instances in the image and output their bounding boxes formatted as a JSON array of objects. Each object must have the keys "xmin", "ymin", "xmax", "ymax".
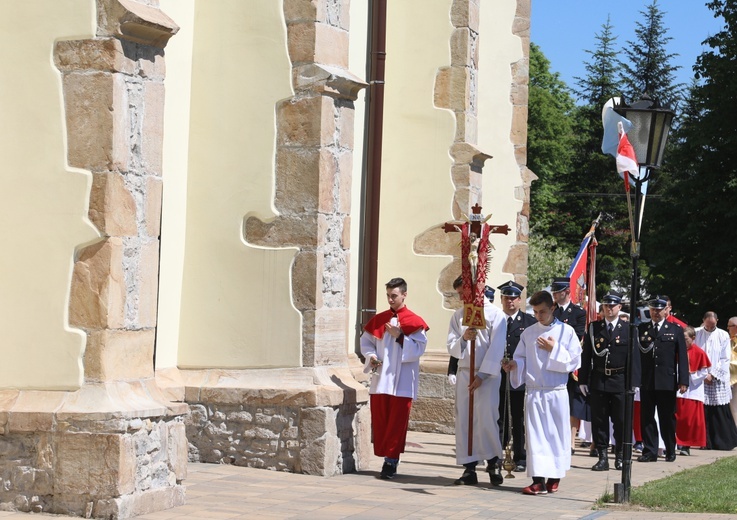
[
  {"xmin": 642, "ymin": 0, "xmax": 737, "ymax": 324},
  {"xmin": 629, "ymin": 456, "xmax": 737, "ymax": 513},
  {"xmin": 574, "ymin": 16, "xmax": 623, "ymax": 107},
  {"xmin": 620, "ymin": 0, "xmax": 684, "ymax": 108},
  {"xmin": 528, "ymin": 5, "xmax": 689, "ymax": 299},
  {"xmin": 527, "ymin": 225, "xmax": 572, "ymax": 295},
  {"xmin": 527, "ymin": 43, "xmax": 577, "ymax": 236}
]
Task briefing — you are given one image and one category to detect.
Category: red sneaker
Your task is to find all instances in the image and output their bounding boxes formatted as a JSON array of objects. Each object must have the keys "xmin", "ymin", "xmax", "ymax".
[
  {"xmin": 522, "ymin": 482, "xmax": 548, "ymax": 495},
  {"xmin": 545, "ymin": 480, "xmax": 559, "ymax": 493}
]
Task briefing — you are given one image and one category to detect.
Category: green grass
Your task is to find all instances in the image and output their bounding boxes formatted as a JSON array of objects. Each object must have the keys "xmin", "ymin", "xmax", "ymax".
[{"xmin": 623, "ymin": 456, "xmax": 737, "ymax": 514}]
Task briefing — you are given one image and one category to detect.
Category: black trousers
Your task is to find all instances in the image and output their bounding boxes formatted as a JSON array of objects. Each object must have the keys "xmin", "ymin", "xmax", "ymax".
[
  {"xmin": 589, "ymin": 389, "xmax": 625, "ymax": 453},
  {"xmin": 499, "ymin": 371, "xmax": 526, "ymax": 462},
  {"xmin": 640, "ymin": 389, "xmax": 677, "ymax": 457}
]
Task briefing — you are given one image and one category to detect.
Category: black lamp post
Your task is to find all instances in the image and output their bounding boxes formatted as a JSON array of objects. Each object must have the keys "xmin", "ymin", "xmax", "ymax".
[{"xmin": 612, "ymin": 95, "xmax": 674, "ymax": 503}]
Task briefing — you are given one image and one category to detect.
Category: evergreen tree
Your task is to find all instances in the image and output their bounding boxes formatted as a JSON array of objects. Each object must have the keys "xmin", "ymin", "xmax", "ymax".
[
  {"xmin": 620, "ymin": 0, "xmax": 684, "ymax": 110},
  {"xmin": 564, "ymin": 18, "xmax": 632, "ymax": 294},
  {"xmin": 643, "ymin": 0, "xmax": 737, "ymax": 324},
  {"xmin": 575, "ymin": 16, "xmax": 622, "ymax": 107}
]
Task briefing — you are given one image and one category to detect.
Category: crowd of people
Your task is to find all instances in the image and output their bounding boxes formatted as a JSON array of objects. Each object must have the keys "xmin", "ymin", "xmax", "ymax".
[{"xmin": 358, "ymin": 276, "xmax": 737, "ymax": 495}]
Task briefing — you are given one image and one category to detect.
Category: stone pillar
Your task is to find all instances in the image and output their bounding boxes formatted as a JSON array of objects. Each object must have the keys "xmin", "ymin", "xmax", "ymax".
[
  {"xmin": 503, "ymin": 0, "xmax": 535, "ymax": 288},
  {"xmin": 0, "ymin": 2, "xmax": 187, "ymax": 518},
  {"xmin": 245, "ymin": 0, "xmax": 366, "ymax": 368},
  {"xmin": 410, "ymin": 0, "xmax": 532, "ymax": 433},
  {"xmin": 185, "ymin": 0, "xmax": 371, "ymax": 478}
]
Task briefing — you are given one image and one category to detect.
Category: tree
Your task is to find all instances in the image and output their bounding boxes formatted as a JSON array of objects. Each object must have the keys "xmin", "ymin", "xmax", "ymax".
[
  {"xmin": 575, "ymin": 16, "xmax": 623, "ymax": 108},
  {"xmin": 620, "ymin": 0, "xmax": 684, "ymax": 110},
  {"xmin": 527, "ymin": 224, "xmax": 572, "ymax": 295},
  {"xmin": 564, "ymin": 18, "xmax": 633, "ymax": 295},
  {"xmin": 643, "ymin": 0, "xmax": 737, "ymax": 324},
  {"xmin": 527, "ymin": 43, "xmax": 577, "ymax": 236}
]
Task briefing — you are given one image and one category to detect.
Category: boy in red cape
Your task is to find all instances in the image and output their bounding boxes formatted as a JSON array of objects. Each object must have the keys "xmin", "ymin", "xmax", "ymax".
[{"xmin": 360, "ymin": 277, "xmax": 429, "ymax": 479}]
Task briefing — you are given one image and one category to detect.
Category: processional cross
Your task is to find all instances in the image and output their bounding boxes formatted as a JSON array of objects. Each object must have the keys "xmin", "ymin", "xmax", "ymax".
[{"xmin": 443, "ymin": 203, "xmax": 509, "ymax": 455}]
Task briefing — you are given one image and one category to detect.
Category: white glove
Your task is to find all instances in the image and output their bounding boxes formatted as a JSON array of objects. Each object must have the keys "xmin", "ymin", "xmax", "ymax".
[
  {"xmin": 448, "ymin": 374, "xmax": 457, "ymax": 385},
  {"xmin": 579, "ymin": 384, "xmax": 589, "ymax": 397}
]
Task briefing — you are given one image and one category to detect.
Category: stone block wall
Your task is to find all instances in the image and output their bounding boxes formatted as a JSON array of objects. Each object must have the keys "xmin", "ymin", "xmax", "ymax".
[
  {"xmin": 181, "ymin": 367, "xmax": 371, "ymax": 477},
  {"xmin": 0, "ymin": 389, "xmax": 188, "ymax": 518},
  {"xmin": 0, "ymin": 2, "xmax": 188, "ymax": 518},
  {"xmin": 410, "ymin": 368, "xmax": 456, "ymax": 435},
  {"xmin": 185, "ymin": 402, "xmax": 369, "ymax": 475}
]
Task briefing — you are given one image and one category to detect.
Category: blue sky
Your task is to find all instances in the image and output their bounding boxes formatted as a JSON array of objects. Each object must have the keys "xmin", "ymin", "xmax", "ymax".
[{"xmin": 530, "ymin": 1, "xmax": 725, "ymax": 98}]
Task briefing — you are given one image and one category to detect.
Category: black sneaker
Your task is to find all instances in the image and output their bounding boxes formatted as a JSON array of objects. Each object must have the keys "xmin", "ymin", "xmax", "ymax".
[
  {"xmin": 379, "ymin": 461, "xmax": 397, "ymax": 480},
  {"xmin": 454, "ymin": 470, "xmax": 478, "ymax": 485},
  {"xmin": 514, "ymin": 460, "xmax": 526, "ymax": 472}
]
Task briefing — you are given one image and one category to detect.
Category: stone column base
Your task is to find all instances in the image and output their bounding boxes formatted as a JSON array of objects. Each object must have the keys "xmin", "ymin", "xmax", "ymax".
[
  {"xmin": 411, "ymin": 352, "xmax": 456, "ymax": 434},
  {"xmin": 0, "ymin": 381, "xmax": 188, "ymax": 518},
  {"xmin": 181, "ymin": 367, "xmax": 371, "ymax": 476}
]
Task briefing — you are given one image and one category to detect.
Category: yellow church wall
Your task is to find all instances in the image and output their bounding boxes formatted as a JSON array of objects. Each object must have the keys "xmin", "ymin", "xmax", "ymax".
[
  {"xmin": 477, "ymin": 2, "xmax": 527, "ymax": 291},
  {"xmin": 348, "ymin": 1, "xmax": 368, "ymax": 354},
  {"xmin": 376, "ymin": 0, "xmax": 457, "ymax": 350},
  {"xmin": 0, "ymin": 1, "xmax": 97, "ymax": 389},
  {"xmin": 173, "ymin": 0, "xmax": 301, "ymax": 369},
  {"xmin": 156, "ymin": 0, "xmax": 195, "ymax": 370}
]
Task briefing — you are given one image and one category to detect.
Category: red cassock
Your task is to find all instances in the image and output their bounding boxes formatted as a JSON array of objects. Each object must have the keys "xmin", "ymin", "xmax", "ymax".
[
  {"xmin": 363, "ymin": 307, "xmax": 429, "ymax": 459},
  {"xmin": 675, "ymin": 346, "xmax": 710, "ymax": 447}
]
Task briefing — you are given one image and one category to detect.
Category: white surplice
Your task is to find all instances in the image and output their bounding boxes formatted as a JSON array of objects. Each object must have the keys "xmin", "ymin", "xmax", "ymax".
[
  {"xmin": 447, "ymin": 299, "xmax": 507, "ymax": 465},
  {"xmin": 360, "ymin": 318, "xmax": 428, "ymax": 399},
  {"xmin": 696, "ymin": 327, "xmax": 733, "ymax": 405},
  {"xmin": 510, "ymin": 318, "xmax": 582, "ymax": 478}
]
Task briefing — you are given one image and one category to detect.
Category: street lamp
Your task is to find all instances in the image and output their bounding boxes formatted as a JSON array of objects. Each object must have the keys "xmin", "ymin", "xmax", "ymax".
[{"xmin": 612, "ymin": 95, "xmax": 674, "ymax": 503}]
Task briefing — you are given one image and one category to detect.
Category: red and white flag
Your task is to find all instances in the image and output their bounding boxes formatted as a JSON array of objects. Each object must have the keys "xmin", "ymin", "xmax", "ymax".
[{"xmin": 616, "ymin": 121, "xmax": 639, "ymax": 193}]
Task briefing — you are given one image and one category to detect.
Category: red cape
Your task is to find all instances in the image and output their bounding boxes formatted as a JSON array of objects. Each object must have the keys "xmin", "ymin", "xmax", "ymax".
[
  {"xmin": 364, "ymin": 306, "xmax": 429, "ymax": 340},
  {"xmin": 667, "ymin": 314, "xmax": 688, "ymax": 328}
]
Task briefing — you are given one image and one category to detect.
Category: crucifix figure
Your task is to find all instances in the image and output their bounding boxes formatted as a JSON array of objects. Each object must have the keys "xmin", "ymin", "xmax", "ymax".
[{"xmin": 443, "ymin": 203, "xmax": 509, "ymax": 456}]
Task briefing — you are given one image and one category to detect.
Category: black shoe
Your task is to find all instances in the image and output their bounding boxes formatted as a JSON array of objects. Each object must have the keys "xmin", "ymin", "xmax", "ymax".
[
  {"xmin": 380, "ymin": 461, "xmax": 397, "ymax": 479},
  {"xmin": 513, "ymin": 461, "xmax": 526, "ymax": 472},
  {"xmin": 487, "ymin": 465, "xmax": 503, "ymax": 486},
  {"xmin": 637, "ymin": 453, "xmax": 658, "ymax": 462},
  {"xmin": 592, "ymin": 456, "xmax": 610, "ymax": 471},
  {"xmin": 454, "ymin": 470, "xmax": 478, "ymax": 485},
  {"xmin": 589, "ymin": 448, "xmax": 600, "ymax": 458},
  {"xmin": 679, "ymin": 447, "xmax": 691, "ymax": 456},
  {"xmin": 615, "ymin": 458, "xmax": 623, "ymax": 470},
  {"xmin": 665, "ymin": 452, "xmax": 676, "ymax": 462}
]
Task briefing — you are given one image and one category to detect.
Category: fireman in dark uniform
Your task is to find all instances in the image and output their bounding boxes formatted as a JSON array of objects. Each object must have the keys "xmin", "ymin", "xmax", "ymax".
[
  {"xmin": 579, "ymin": 290, "xmax": 639, "ymax": 471},
  {"xmin": 496, "ymin": 280, "xmax": 537, "ymax": 472},
  {"xmin": 636, "ymin": 295, "xmax": 689, "ymax": 463}
]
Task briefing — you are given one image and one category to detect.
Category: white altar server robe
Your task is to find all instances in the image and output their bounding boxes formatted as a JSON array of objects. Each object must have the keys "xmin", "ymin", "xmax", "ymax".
[
  {"xmin": 448, "ymin": 299, "xmax": 507, "ymax": 464},
  {"xmin": 510, "ymin": 319, "xmax": 582, "ymax": 478}
]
